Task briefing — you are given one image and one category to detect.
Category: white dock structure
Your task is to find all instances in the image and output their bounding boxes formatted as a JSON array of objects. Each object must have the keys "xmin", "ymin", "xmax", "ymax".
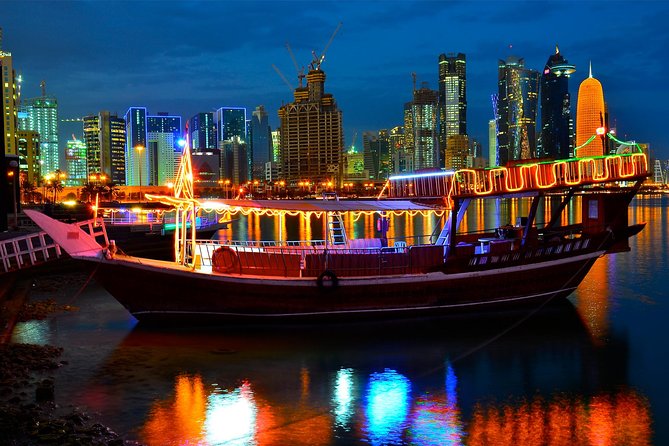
[{"xmin": 0, "ymin": 231, "xmax": 62, "ymax": 273}]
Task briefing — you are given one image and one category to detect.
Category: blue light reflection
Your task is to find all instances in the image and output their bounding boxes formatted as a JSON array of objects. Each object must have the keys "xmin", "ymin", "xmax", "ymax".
[{"xmin": 365, "ymin": 368, "xmax": 411, "ymax": 445}]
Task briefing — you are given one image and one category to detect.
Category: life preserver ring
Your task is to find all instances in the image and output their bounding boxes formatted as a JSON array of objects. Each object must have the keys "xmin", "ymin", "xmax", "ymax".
[
  {"xmin": 316, "ymin": 270, "xmax": 338, "ymax": 290},
  {"xmin": 212, "ymin": 246, "xmax": 239, "ymax": 273}
]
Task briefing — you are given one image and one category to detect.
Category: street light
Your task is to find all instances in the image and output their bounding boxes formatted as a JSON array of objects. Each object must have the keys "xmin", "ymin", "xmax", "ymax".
[{"xmin": 135, "ymin": 145, "xmax": 144, "ymax": 202}]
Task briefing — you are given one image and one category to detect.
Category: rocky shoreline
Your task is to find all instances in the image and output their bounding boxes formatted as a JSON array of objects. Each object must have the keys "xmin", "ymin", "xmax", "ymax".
[{"xmin": 0, "ymin": 264, "xmax": 145, "ymax": 446}]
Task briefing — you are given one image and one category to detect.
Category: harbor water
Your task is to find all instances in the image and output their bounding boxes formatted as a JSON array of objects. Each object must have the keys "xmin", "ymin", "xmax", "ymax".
[{"xmin": 10, "ymin": 196, "xmax": 669, "ymax": 445}]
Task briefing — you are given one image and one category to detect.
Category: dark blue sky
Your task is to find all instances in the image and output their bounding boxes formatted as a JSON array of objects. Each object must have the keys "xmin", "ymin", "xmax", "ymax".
[{"xmin": 3, "ymin": 0, "xmax": 669, "ymax": 159}]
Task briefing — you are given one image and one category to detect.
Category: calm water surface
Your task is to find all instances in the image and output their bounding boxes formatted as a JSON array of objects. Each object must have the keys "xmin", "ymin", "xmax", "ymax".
[{"xmin": 11, "ymin": 196, "xmax": 669, "ymax": 445}]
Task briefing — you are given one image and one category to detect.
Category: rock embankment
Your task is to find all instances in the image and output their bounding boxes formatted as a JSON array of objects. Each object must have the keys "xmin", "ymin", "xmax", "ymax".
[{"xmin": 0, "ymin": 271, "xmax": 144, "ymax": 446}]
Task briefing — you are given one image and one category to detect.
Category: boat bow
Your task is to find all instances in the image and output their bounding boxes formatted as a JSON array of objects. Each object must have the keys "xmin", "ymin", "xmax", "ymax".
[{"xmin": 24, "ymin": 210, "xmax": 105, "ymax": 259}]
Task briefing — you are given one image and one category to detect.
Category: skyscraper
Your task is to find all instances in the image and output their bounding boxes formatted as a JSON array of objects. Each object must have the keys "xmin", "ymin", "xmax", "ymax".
[
  {"xmin": 438, "ymin": 53, "xmax": 467, "ymax": 165},
  {"xmin": 220, "ymin": 136, "xmax": 248, "ymax": 186},
  {"xmin": 388, "ymin": 126, "xmax": 405, "ymax": 173},
  {"xmin": 250, "ymin": 105, "xmax": 271, "ymax": 180},
  {"xmin": 278, "ymin": 68, "xmax": 344, "ymax": 185},
  {"xmin": 539, "ymin": 46, "xmax": 575, "ymax": 160},
  {"xmin": 147, "ymin": 113, "xmax": 181, "ymax": 186},
  {"xmin": 488, "ymin": 119, "xmax": 497, "ymax": 167},
  {"xmin": 124, "ymin": 107, "xmax": 148, "ymax": 186},
  {"xmin": 16, "ymin": 130, "xmax": 40, "ymax": 184},
  {"xmin": 496, "ymin": 56, "xmax": 540, "ymax": 164},
  {"xmin": 1, "ymin": 48, "xmax": 19, "ymax": 157},
  {"xmin": 20, "ymin": 90, "xmax": 59, "ymax": 175},
  {"xmin": 406, "ymin": 83, "xmax": 439, "ymax": 170},
  {"xmin": 188, "ymin": 112, "xmax": 215, "ymax": 151},
  {"xmin": 215, "ymin": 107, "xmax": 247, "ymax": 145},
  {"xmin": 362, "ymin": 130, "xmax": 390, "ymax": 180},
  {"xmin": 445, "ymin": 134, "xmax": 469, "ymax": 170},
  {"xmin": 576, "ymin": 64, "xmax": 607, "ymax": 157},
  {"xmin": 83, "ymin": 111, "xmax": 126, "ymax": 185},
  {"xmin": 64, "ymin": 138, "xmax": 87, "ymax": 187}
]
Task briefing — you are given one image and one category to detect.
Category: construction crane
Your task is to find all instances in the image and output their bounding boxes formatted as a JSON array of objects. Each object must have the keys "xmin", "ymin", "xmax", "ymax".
[
  {"xmin": 350, "ymin": 131, "xmax": 358, "ymax": 153},
  {"xmin": 272, "ymin": 64, "xmax": 294, "ymax": 92},
  {"xmin": 310, "ymin": 22, "xmax": 342, "ymax": 71},
  {"xmin": 285, "ymin": 42, "xmax": 305, "ymax": 88}
]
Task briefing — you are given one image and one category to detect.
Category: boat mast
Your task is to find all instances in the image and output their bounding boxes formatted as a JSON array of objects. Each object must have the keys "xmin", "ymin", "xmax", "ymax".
[{"xmin": 172, "ymin": 135, "xmax": 197, "ymax": 266}]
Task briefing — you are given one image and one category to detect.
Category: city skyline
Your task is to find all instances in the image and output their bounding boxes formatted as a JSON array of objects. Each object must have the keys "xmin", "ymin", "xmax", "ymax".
[{"xmin": 3, "ymin": 0, "xmax": 668, "ymax": 159}]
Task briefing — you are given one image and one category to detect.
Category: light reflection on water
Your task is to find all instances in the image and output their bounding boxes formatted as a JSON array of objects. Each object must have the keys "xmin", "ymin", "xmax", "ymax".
[
  {"xmin": 364, "ymin": 369, "xmax": 411, "ymax": 445},
  {"xmin": 137, "ymin": 362, "xmax": 650, "ymax": 446},
  {"xmin": 332, "ymin": 368, "xmax": 355, "ymax": 430}
]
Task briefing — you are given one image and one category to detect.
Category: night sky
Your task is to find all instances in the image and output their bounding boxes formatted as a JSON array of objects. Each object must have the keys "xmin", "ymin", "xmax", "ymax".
[{"xmin": 3, "ymin": 0, "xmax": 669, "ymax": 159}]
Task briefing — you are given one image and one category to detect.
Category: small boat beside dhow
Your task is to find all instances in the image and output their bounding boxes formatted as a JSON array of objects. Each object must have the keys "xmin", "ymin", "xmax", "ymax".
[{"xmin": 25, "ymin": 142, "xmax": 649, "ymax": 323}]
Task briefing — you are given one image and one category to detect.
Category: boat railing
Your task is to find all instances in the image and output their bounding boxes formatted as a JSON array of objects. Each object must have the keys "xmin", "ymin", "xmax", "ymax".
[
  {"xmin": 188, "ymin": 239, "xmax": 444, "ymax": 278},
  {"xmin": 75, "ymin": 217, "xmax": 111, "ymax": 248}
]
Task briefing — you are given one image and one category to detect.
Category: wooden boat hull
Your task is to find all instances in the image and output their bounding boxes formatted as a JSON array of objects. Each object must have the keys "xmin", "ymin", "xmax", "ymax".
[{"xmin": 88, "ymin": 249, "xmax": 602, "ymax": 323}]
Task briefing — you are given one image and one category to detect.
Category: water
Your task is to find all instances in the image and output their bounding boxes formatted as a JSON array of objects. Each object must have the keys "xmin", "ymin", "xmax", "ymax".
[{"xmin": 11, "ymin": 196, "xmax": 669, "ymax": 445}]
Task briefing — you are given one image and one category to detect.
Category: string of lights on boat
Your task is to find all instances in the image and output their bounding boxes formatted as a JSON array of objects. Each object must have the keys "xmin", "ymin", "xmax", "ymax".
[
  {"xmin": 385, "ymin": 133, "xmax": 648, "ymax": 201},
  {"xmin": 143, "ymin": 132, "xmax": 648, "ymax": 221}
]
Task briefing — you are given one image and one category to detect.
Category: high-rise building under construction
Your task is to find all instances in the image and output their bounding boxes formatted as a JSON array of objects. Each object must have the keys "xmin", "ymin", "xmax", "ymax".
[{"xmin": 278, "ymin": 68, "xmax": 344, "ymax": 186}]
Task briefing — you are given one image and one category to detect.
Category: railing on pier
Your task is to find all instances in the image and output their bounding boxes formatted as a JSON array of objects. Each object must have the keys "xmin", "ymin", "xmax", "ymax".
[
  {"xmin": 387, "ymin": 153, "xmax": 649, "ymax": 199},
  {"xmin": 0, "ymin": 232, "xmax": 62, "ymax": 274}
]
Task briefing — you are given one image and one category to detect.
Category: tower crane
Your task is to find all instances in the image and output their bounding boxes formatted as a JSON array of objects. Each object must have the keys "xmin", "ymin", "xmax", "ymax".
[
  {"xmin": 310, "ymin": 22, "xmax": 342, "ymax": 71},
  {"xmin": 350, "ymin": 131, "xmax": 358, "ymax": 152},
  {"xmin": 272, "ymin": 64, "xmax": 294, "ymax": 92},
  {"xmin": 285, "ymin": 42, "xmax": 305, "ymax": 88}
]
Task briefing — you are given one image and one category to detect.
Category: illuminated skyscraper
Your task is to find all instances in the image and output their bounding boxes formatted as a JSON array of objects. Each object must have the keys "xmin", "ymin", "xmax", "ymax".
[
  {"xmin": 388, "ymin": 126, "xmax": 405, "ymax": 173},
  {"xmin": 1, "ymin": 48, "xmax": 19, "ymax": 156},
  {"xmin": 20, "ymin": 92, "xmax": 59, "ymax": 175},
  {"xmin": 278, "ymin": 68, "xmax": 343, "ymax": 185},
  {"xmin": 406, "ymin": 83, "xmax": 439, "ymax": 170},
  {"xmin": 147, "ymin": 113, "xmax": 181, "ymax": 186},
  {"xmin": 64, "ymin": 138, "xmax": 87, "ymax": 187},
  {"xmin": 576, "ymin": 63, "xmax": 607, "ymax": 157},
  {"xmin": 220, "ymin": 136, "xmax": 248, "ymax": 186},
  {"xmin": 539, "ymin": 46, "xmax": 575, "ymax": 159},
  {"xmin": 124, "ymin": 107, "xmax": 147, "ymax": 186},
  {"xmin": 496, "ymin": 56, "xmax": 540, "ymax": 164},
  {"xmin": 83, "ymin": 111, "xmax": 126, "ymax": 185},
  {"xmin": 188, "ymin": 112, "xmax": 215, "ymax": 151},
  {"xmin": 215, "ymin": 107, "xmax": 247, "ymax": 144},
  {"xmin": 488, "ymin": 119, "xmax": 497, "ymax": 167},
  {"xmin": 438, "ymin": 53, "xmax": 467, "ymax": 165},
  {"xmin": 445, "ymin": 134, "xmax": 469, "ymax": 170},
  {"xmin": 16, "ymin": 130, "xmax": 40, "ymax": 184}
]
